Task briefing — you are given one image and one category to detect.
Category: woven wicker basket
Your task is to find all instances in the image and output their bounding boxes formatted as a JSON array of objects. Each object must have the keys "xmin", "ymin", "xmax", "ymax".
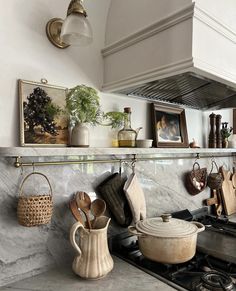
[
  {"xmin": 185, "ymin": 162, "xmax": 207, "ymax": 195},
  {"xmin": 207, "ymin": 160, "xmax": 223, "ymax": 190},
  {"xmin": 17, "ymin": 172, "xmax": 53, "ymax": 227}
]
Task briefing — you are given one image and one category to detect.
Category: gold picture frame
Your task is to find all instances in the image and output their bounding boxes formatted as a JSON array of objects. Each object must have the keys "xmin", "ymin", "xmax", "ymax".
[
  {"xmin": 19, "ymin": 79, "xmax": 69, "ymax": 147},
  {"xmin": 151, "ymin": 103, "xmax": 189, "ymax": 148}
]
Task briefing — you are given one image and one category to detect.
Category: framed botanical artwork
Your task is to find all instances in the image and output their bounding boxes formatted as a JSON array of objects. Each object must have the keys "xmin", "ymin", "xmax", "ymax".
[
  {"xmin": 19, "ymin": 79, "xmax": 69, "ymax": 146},
  {"xmin": 151, "ymin": 103, "xmax": 189, "ymax": 148}
]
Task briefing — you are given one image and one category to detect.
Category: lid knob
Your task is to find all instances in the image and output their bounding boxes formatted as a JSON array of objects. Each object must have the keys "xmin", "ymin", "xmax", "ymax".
[{"xmin": 161, "ymin": 213, "xmax": 172, "ymax": 222}]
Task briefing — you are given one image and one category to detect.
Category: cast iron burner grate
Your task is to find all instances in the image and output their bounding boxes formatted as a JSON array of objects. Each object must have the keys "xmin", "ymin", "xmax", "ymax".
[
  {"xmin": 110, "ymin": 233, "xmax": 236, "ymax": 291},
  {"xmin": 110, "ymin": 209, "xmax": 236, "ymax": 290},
  {"xmin": 192, "ymin": 271, "xmax": 234, "ymax": 291}
]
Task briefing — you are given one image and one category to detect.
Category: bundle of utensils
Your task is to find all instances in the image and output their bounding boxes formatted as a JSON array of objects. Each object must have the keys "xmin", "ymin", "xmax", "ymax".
[{"xmin": 69, "ymin": 191, "xmax": 106, "ymax": 229}]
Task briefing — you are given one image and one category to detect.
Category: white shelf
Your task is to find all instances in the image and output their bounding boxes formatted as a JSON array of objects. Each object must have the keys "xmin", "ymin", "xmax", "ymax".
[{"xmin": 0, "ymin": 147, "xmax": 235, "ymax": 157}]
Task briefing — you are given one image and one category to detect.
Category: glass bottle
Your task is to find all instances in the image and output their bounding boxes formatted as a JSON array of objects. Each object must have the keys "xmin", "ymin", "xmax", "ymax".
[{"xmin": 118, "ymin": 107, "xmax": 136, "ymax": 147}]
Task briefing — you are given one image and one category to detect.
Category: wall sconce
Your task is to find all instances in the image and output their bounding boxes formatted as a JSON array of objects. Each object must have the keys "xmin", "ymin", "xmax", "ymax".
[{"xmin": 46, "ymin": 0, "xmax": 93, "ymax": 49}]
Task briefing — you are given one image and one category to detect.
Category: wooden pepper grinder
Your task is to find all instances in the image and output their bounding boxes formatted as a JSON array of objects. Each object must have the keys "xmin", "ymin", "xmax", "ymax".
[
  {"xmin": 209, "ymin": 112, "xmax": 216, "ymax": 148},
  {"xmin": 216, "ymin": 114, "xmax": 222, "ymax": 148}
]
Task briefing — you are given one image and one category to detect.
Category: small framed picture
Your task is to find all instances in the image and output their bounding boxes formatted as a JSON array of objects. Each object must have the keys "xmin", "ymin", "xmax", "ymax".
[
  {"xmin": 151, "ymin": 103, "xmax": 189, "ymax": 148},
  {"xmin": 19, "ymin": 79, "xmax": 69, "ymax": 146}
]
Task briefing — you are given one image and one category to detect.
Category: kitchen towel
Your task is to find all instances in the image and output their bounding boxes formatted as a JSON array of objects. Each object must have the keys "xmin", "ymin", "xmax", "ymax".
[{"xmin": 124, "ymin": 173, "xmax": 146, "ymax": 223}]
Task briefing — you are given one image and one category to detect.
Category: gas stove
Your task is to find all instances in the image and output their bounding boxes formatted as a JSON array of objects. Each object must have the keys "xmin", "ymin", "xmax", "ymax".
[{"xmin": 110, "ymin": 208, "xmax": 236, "ymax": 291}]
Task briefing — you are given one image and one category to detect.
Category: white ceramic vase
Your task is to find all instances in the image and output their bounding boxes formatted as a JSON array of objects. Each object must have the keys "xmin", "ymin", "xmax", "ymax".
[
  {"xmin": 70, "ymin": 216, "xmax": 114, "ymax": 280},
  {"xmin": 228, "ymin": 134, "xmax": 236, "ymax": 148},
  {"xmin": 71, "ymin": 123, "xmax": 89, "ymax": 147}
]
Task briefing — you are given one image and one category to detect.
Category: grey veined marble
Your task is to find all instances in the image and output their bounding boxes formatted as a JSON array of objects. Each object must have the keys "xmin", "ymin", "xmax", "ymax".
[
  {"xmin": 0, "ymin": 155, "xmax": 234, "ymax": 286},
  {"xmin": 0, "ymin": 257, "xmax": 176, "ymax": 291}
]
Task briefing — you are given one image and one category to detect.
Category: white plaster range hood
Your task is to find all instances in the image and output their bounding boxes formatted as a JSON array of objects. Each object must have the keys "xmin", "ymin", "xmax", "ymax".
[{"xmin": 102, "ymin": 1, "xmax": 236, "ymax": 110}]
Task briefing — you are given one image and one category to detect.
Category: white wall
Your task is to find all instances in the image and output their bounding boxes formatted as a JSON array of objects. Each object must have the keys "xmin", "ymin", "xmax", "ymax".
[
  {"xmin": 0, "ymin": 0, "xmax": 106, "ymax": 146},
  {"xmin": 0, "ymin": 0, "xmax": 155, "ymax": 147},
  {"xmin": 0, "ymin": 0, "xmax": 233, "ymax": 148},
  {"xmin": 105, "ymin": 0, "xmax": 191, "ymax": 45}
]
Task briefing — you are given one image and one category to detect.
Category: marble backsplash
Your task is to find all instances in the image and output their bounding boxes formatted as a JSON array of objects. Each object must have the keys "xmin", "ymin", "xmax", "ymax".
[{"xmin": 0, "ymin": 155, "xmax": 234, "ymax": 286}]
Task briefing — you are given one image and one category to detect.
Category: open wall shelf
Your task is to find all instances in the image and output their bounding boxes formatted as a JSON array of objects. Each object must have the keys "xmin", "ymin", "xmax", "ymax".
[
  {"xmin": 0, "ymin": 147, "xmax": 235, "ymax": 168},
  {"xmin": 0, "ymin": 147, "xmax": 235, "ymax": 157}
]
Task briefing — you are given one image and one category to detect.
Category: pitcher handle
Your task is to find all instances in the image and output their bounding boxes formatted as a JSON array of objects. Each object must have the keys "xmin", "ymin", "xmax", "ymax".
[{"xmin": 70, "ymin": 221, "xmax": 85, "ymax": 257}]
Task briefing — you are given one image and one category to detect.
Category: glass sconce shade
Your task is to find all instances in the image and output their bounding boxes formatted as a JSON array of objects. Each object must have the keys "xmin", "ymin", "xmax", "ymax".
[{"xmin": 60, "ymin": 13, "xmax": 93, "ymax": 46}]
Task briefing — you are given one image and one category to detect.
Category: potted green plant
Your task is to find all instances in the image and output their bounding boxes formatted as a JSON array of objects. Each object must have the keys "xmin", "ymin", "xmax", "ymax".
[
  {"xmin": 221, "ymin": 122, "xmax": 233, "ymax": 148},
  {"xmin": 66, "ymin": 85, "xmax": 127, "ymax": 147},
  {"xmin": 101, "ymin": 111, "xmax": 127, "ymax": 128},
  {"xmin": 100, "ymin": 111, "xmax": 128, "ymax": 147},
  {"xmin": 66, "ymin": 84, "xmax": 101, "ymax": 147}
]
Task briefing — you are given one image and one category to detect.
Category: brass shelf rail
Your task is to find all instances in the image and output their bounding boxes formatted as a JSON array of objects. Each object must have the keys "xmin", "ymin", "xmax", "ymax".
[{"xmin": 13, "ymin": 153, "xmax": 235, "ymax": 168}]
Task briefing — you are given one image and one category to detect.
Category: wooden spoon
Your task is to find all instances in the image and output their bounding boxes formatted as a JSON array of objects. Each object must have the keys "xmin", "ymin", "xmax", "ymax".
[
  {"xmin": 91, "ymin": 199, "xmax": 106, "ymax": 228},
  {"xmin": 76, "ymin": 191, "xmax": 92, "ymax": 229},
  {"xmin": 69, "ymin": 198, "xmax": 84, "ymax": 225}
]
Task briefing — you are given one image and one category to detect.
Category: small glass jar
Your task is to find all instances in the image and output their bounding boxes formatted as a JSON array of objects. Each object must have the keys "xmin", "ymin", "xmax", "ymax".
[{"xmin": 118, "ymin": 107, "xmax": 136, "ymax": 147}]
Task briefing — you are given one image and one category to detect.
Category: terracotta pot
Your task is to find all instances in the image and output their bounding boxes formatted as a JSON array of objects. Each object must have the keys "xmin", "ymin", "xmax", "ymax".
[{"xmin": 128, "ymin": 214, "xmax": 205, "ymax": 264}]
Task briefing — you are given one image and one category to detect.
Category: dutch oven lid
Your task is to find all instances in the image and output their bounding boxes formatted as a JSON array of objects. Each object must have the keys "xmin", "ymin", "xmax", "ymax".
[{"xmin": 136, "ymin": 214, "xmax": 199, "ymax": 238}]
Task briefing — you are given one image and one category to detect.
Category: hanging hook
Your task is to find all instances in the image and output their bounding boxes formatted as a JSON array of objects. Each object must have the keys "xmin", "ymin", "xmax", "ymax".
[
  {"xmin": 20, "ymin": 163, "xmax": 24, "ymax": 176},
  {"xmin": 32, "ymin": 162, "xmax": 35, "ymax": 173},
  {"xmin": 194, "ymin": 153, "xmax": 200, "ymax": 163},
  {"xmin": 119, "ymin": 159, "xmax": 122, "ymax": 175},
  {"xmin": 131, "ymin": 154, "xmax": 137, "ymax": 174}
]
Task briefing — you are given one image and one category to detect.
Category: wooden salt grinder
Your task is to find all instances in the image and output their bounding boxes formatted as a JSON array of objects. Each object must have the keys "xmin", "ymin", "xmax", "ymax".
[
  {"xmin": 209, "ymin": 113, "xmax": 216, "ymax": 148},
  {"xmin": 216, "ymin": 114, "xmax": 222, "ymax": 148}
]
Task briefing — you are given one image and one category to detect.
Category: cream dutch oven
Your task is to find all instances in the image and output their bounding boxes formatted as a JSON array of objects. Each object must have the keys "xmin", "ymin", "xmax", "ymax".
[{"xmin": 128, "ymin": 214, "xmax": 205, "ymax": 264}]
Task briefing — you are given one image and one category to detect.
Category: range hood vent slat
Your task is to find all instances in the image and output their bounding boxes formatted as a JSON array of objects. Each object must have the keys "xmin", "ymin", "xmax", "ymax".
[{"xmin": 118, "ymin": 73, "xmax": 236, "ymax": 110}]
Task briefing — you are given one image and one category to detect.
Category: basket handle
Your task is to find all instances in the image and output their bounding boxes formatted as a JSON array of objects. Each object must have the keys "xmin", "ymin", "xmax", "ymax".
[
  {"xmin": 19, "ymin": 172, "xmax": 53, "ymax": 197},
  {"xmin": 192, "ymin": 162, "xmax": 200, "ymax": 171},
  {"xmin": 209, "ymin": 160, "xmax": 219, "ymax": 174}
]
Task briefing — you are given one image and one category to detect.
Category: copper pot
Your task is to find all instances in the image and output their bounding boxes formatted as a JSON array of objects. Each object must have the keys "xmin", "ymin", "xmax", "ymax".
[{"xmin": 128, "ymin": 214, "xmax": 205, "ymax": 264}]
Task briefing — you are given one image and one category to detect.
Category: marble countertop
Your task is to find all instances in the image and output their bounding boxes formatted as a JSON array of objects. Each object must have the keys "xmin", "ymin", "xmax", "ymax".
[{"xmin": 0, "ymin": 257, "xmax": 177, "ymax": 291}]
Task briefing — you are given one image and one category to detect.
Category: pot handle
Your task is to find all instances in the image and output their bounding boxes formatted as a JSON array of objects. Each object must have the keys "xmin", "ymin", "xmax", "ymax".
[
  {"xmin": 128, "ymin": 226, "xmax": 144, "ymax": 237},
  {"xmin": 191, "ymin": 221, "xmax": 205, "ymax": 233}
]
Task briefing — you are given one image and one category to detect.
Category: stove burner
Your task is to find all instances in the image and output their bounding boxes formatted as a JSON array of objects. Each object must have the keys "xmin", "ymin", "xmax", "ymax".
[{"xmin": 194, "ymin": 271, "xmax": 234, "ymax": 291}]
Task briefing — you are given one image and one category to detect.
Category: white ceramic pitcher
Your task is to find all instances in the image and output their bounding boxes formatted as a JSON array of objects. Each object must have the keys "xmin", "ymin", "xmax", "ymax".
[{"xmin": 70, "ymin": 216, "xmax": 114, "ymax": 279}]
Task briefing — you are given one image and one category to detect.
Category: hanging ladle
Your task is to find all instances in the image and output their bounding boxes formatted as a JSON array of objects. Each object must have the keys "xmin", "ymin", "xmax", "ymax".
[
  {"xmin": 90, "ymin": 198, "xmax": 106, "ymax": 228},
  {"xmin": 76, "ymin": 191, "xmax": 92, "ymax": 229}
]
